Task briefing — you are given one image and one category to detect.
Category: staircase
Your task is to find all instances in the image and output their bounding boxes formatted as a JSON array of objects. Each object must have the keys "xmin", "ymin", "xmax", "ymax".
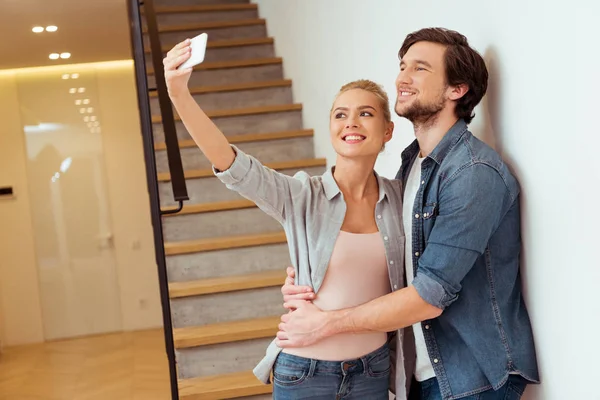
[{"xmin": 142, "ymin": 1, "xmax": 325, "ymax": 398}]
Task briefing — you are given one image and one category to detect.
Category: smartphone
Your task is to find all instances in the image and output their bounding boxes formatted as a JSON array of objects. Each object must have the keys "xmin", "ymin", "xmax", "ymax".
[{"xmin": 178, "ymin": 32, "xmax": 208, "ymax": 70}]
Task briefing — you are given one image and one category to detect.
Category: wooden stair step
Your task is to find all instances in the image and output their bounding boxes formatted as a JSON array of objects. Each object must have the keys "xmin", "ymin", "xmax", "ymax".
[
  {"xmin": 161, "ymin": 199, "xmax": 256, "ymax": 216},
  {"xmin": 144, "ymin": 18, "xmax": 265, "ymax": 33},
  {"xmin": 173, "ymin": 315, "xmax": 279, "ymax": 348},
  {"xmin": 164, "ymin": 231, "xmax": 287, "ymax": 256},
  {"xmin": 149, "ymin": 79, "xmax": 291, "ymax": 98},
  {"xmin": 169, "ymin": 270, "xmax": 285, "ymax": 299},
  {"xmin": 152, "ymin": 103, "xmax": 302, "ymax": 124},
  {"xmin": 157, "ymin": 157, "xmax": 326, "ymax": 181},
  {"xmin": 152, "ymin": 3, "xmax": 257, "ymax": 14},
  {"xmin": 179, "ymin": 370, "xmax": 271, "ymax": 400},
  {"xmin": 147, "ymin": 57, "xmax": 282, "ymax": 75},
  {"xmin": 146, "ymin": 37, "xmax": 274, "ymax": 54},
  {"xmin": 155, "ymin": 129, "xmax": 313, "ymax": 151}
]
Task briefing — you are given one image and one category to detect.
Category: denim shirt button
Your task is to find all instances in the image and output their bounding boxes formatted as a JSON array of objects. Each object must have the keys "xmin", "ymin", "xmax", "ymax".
[
  {"xmin": 415, "ymin": 213, "xmax": 420, "ymax": 219},
  {"xmin": 425, "ymin": 325, "xmax": 430, "ymax": 330},
  {"xmin": 415, "ymin": 252, "xmax": 420, "ymax": 257},
  {"xmin": 434, "ymin": 359, "xmax": 439, "ymax": 363},
  {"xmin": 394, "ymin": 285, "xmax": 398, "ymax": 290},
  {"xmin": 377, "ymin": 214, "xmax": 382, "ymax": 219},
  {"xmin": 384, "ymin": 236, "xmax": 389, "ymax": 241},
  {"xmin": 390, "ymin": 260, "xmax": 394, "ymax": 265}
]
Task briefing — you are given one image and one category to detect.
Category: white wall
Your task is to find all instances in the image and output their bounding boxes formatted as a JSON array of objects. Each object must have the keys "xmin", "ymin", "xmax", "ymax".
[
  {"xmin": 253, "ymin": 1, "xmax": 599, "ymax": 398},
  {"xmin": 0, "ymin": 61, "xmax": 162, "ymax": 345}
]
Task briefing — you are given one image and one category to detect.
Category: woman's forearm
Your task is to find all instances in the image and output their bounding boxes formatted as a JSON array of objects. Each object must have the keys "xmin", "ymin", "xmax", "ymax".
[{"xmin": 171, "ymin": 92, "xmax": 235, "ymax": 172}]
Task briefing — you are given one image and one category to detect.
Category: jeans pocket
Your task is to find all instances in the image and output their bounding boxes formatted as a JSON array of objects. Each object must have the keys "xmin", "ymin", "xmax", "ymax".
[
  {"xmin": 367, "ymin": 350, "xmax": 391, "ymax": 378},
  {"xmin": 273, "ymin": 362, "xmax": 308, "ymax": 387}
]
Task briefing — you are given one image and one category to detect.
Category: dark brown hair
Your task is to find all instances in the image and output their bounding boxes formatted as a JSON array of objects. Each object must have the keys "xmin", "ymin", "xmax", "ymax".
[{"xmin": 399, "ymin": 28, "xmax": 488, "ymax": 124}]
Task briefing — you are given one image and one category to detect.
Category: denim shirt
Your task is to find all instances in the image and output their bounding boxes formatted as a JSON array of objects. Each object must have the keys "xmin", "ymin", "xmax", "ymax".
[
  {"xmin": 396, "ymin": 120, "xmax": 540, "ymax": 399},
  {"xmin": 214, "ymin": 146, "xmax": 408, "ymax": 398}
]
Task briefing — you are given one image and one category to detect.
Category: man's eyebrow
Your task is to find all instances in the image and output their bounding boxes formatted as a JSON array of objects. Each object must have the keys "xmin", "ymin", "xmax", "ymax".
[{"xmin": 400, "ymin": 59, "xmax": 433, "ymax": 68}]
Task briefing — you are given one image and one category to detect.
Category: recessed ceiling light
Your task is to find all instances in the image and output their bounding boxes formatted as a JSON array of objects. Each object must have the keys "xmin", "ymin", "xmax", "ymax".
[
  {"xmin": 79, "ymin": 108, "xmax": 86, "ymax": 114},
  {"xmin": 82, "ymin": 99, "xmax": 90, "ymax": 105},
  {"xmin": 71, "ymin": 73, "xmax": 79, "ymax": 79},
  {"xmin": 60, "ymin": 53, "xmax": 71, "ymax": 59},
  {"xmin": 49, "ymin": 53, "xmax": 59, "ymax": 60},
  {"xmin": 83, "ymin": 116, "xmax": 90, "ymax": 122},
  {"xmin": 69, "ymin": 88, "xmax": 76, "ymax": 94},
  {"xmin": 87, "ymin": 107, "xmax": 93, "ymax": 113},
  {"xmin": 77, "ymin": 87, "xmax": 85, "ymax": 93},
  {"xmin": 46, "ymin": 26, "xmax": 58, "ymax": 32},
  {"xmin": 75, "ymin": 100, "xmax": 82, "ymax": 105},
  {"xmin": 90, "ymin": 116, "xmax": 97, "ymax": 122},
  {"xmin": 62, "ymin": 74, "xmax": 70, "ymax": 79},
  {"xmin": 87, "ymin": 122, "xmax": 93, "ymax": 128},
  {"xmin": 32, "ymin": 26, "xmax": 44, "ymax": 33}
]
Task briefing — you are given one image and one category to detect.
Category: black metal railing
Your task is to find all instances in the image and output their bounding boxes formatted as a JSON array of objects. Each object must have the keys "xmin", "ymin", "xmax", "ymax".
[{"xmin": 127, "ymin": 0, "xmax": 187, "ymax": 398}]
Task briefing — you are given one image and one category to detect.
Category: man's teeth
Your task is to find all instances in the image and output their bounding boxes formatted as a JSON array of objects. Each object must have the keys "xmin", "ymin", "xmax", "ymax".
[
  {"xmin": 401, "ymin": 92, "xmax": 414, "ymax": 96},
  {"xmin": 344, "ymin": 135, "xmax": 364, "ymax": 141}
]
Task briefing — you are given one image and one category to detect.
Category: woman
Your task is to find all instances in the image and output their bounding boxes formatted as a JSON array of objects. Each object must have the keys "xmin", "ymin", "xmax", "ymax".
[{"xmin": 164, "ymin": 39, "xmax": 406, "ymax": 400}]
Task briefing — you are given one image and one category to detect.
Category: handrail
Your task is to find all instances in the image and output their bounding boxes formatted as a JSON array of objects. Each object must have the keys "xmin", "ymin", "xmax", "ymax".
[
  {"xmin": 143, "ymin": 0, "xmax": 189, "ymax": 209},
  {"xmin": 126, "ymin": 1, "xmax": 181, "ymax": 399}
]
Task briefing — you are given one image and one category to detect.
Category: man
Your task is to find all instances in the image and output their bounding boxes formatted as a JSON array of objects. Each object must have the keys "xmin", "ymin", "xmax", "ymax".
[{"xmin": 277, "ymin": 28, "xmax": 539, "ymax": 400}]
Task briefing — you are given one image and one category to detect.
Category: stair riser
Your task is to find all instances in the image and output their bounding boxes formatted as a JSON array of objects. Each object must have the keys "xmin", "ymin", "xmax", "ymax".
[
  {"xmin": 162, "ymin": 208, "xmax": 281, "ymax": 242},
  {"xmin": 166, "ymin": 243, "xmax": 290, "ymax": 282},
  {"xmin": 159, "ymin": 165, "xmax": 326, "ymax": 207},
  {"xmin": 145, "ymin": 43, "xmax": 274, "ymax": 66},
  {"xmin": 149, "ymin": 86, "xmax": 293, "ymax": 114},
  {"xmin": 155, "ymin": 137, "xmax": 315, "ymax": 173},
  {"xmin": 152, "ymin": 10, "xmax": 258, "ymax": 27},
  {"xmin": 176, "ymin": 337, "xmax": 273, "ymax": 379},
  {"xmin": 152, "ymin": 110, "xmax": 303, "ymax": 143},
  {"xmin": 146, "ymin": 25, "xmax": 267, "ymax": 49},
  {"xmin": 171, "ymin": 287, "xmax": 282, "ymax": 328},
  {"xmin": 147, "ymin": 64, "xmax": 283, "ymax": 89}
]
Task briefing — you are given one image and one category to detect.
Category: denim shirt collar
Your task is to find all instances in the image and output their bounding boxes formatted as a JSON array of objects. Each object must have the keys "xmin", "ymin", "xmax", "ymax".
[
  {"xmin": 322, "ymin": 166, "xmax": 387, "ymax": 203},
  {"xmin": 401, "ymin": 118, "xmax": 469, "ymax": 166}
]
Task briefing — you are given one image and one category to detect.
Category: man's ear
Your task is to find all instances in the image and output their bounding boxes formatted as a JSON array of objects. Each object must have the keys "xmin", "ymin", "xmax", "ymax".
[{"xmin": 448, "ymin": 83, "xmax": 469, "ymax": 101}]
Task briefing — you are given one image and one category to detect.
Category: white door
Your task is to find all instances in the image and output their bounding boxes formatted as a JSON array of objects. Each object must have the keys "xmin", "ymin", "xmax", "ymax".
[{"xmin": 17, "ymin": 67, "xmax": 122, "ymax": 340}]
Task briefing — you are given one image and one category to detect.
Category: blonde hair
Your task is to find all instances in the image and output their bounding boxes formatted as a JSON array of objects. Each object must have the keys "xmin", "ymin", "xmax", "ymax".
[{"xmin": 332, "ymin": 79, "xmax": 392, "ymax": 122}]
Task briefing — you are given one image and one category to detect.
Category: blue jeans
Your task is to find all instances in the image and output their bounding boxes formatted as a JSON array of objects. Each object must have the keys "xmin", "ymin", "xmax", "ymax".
[
  {"xmin": 272, "ymin": 343, "xmax": 390, "ymax": 399},
  {"xmin": 409, "ymin": 375, "xmax": 527, "ymax": 400}
]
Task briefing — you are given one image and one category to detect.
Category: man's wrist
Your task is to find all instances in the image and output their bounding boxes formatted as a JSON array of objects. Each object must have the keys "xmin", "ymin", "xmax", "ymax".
[{"xmin": 324, "ymin": 308, "xmax": 353, "ymax": 337}]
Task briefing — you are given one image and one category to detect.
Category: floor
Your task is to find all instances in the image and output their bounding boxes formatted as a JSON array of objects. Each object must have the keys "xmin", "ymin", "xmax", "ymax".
[{"xmin": 0, "ymin": 329, "xmax": 171, "ymax": 400}]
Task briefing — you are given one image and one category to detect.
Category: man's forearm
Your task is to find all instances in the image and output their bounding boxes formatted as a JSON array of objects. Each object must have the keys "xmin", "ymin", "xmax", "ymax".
[{"xmin": 325, "ymin": 286, "xmax": 443, "ymax": 335}]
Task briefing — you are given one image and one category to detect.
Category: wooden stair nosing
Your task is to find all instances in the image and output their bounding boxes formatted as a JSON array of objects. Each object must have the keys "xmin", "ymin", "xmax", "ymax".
[
  {"xmin": 164, "ymin": 231, "xmax": 287, "ymax": 256},
  {"xmin": 155, "ymin": 129, "xmax": 314, "ymax": 151},
  {"xmin": 146, "ymin": 57, "xmax": 282, "ymax": 75},
  {"xmin": 152, "ymin": 103, "xmax": 302, "ymax": 124},
  {"xmin": 157, "ymin": 157, "xmax": 326, "ymax": 182},
  {"xmin": 161, "ymin": 199, "xmax": 256, "ymax": 216},
  {"xmin": 169, "ymin": 270, "xmax": 285, "ymax": 299},
  {"xmin": 173, "ymin": 315, "xmax": 280, "ymax": 348},
  {"xmin": 179, "ymin": 370, "xmax": 271, "ymax": 400},
  {"xmin": 151, "ymin": 3, "xmax": 257, "ymax": 14},
  {"xmin": 145, "ymin": 37, "xmax": 274, "ymax": 54},
  {"xmin": 148, "ymin": 79, "xmax": 291, "ymax": 98},
  {"xmin": 143, "ymin": 18, "xmax": 265, "ymax": 34}
]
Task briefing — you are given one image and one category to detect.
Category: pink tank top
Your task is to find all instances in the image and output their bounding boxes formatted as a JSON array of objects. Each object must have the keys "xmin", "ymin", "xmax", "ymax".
[{"xmin": 283, "ymin": 231, "xmax": 391, "ymax": 361}]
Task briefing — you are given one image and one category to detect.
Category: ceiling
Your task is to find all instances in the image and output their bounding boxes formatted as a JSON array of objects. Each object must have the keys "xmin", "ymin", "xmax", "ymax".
[{"xmin": 0, "ymin": 0, "xmax": 134, "ymax": 70}]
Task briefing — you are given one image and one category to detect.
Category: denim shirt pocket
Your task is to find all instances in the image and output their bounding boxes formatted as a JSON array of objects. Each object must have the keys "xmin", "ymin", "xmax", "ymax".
[{"xmin": 422, "ymin": 202, "xmax": 438, "ymax": 242}]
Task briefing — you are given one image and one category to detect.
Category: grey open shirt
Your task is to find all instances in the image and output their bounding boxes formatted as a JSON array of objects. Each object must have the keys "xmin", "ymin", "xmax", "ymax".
[{"xmin": 214, "ymin": 146, "xmax": 407, "ymax": 398}]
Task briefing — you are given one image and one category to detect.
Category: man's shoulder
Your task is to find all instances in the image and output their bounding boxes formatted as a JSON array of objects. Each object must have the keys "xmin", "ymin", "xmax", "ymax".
[{"xmin": 442, "ymin": 131, "xmax": 520, "ymax": 197}]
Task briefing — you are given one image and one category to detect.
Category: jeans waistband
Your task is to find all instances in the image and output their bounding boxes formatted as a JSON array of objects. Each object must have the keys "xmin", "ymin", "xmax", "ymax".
[{"xmin": 275, "ymin": 342, "xmax": 389, "ymax": 376}]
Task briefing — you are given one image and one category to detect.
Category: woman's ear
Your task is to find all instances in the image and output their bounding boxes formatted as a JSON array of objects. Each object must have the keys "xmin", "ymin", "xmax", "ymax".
[{"xmin": 384, "ymin": 121, "xmax": 394, "ymax": 144}]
